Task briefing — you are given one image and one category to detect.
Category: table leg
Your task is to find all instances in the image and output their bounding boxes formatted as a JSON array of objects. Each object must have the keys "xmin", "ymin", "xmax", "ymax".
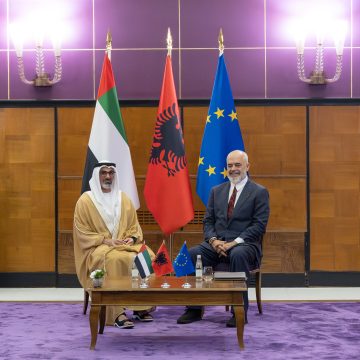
[
  {"xmin": 99, "ymin": 306, "xmax": 106, "ymax": 334},
  {"xmin": 233, "ymin": 305, "xmax": 245, "ymax": 349},
  {"xmin": 89, "ymin": 305, "xmax": 100, "ymax": 350}
]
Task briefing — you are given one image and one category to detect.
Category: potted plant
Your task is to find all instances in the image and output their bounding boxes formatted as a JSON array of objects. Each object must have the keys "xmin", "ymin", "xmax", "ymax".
[{"xmin": 90, "ymin": 269, "xmax": 106, "ymax": 288}]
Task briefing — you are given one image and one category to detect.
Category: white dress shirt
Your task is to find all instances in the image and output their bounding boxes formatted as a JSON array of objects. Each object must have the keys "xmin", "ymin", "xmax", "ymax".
[{"xmin": 228, "ymin": 176, "xmax": 248, "ymax": 244}]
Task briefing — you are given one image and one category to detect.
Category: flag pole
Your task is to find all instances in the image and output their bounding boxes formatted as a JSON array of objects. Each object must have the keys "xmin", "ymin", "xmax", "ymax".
[
  {"xmin": 169, "ymin": 234, "xmax": 173, "ymax": 271},
  {"xmin": 181, "ymin": 241, "xmax": 192, "ymax": 288},
  {"xmin": 160, "ymin": 239, "xmax": 171, "ymax": 288},
  {"xmin": 166, "ymin": 27, "xmax": 175, "ymax": 274},
  {"xmin": 106, "ymin": 30, "xmax": 112, "ymax": 60}
]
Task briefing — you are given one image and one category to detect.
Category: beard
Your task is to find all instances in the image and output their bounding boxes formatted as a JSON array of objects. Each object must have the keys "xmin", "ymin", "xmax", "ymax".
[
  {"xmin": 101, "ymin": 181, "xmax": 112, "ymax": 190},
  {"xmin": 228, "ymin": 175, "xmax": 241, "ymax": 184},
  {"xmin": 228, "ymin": 171, "xmax": 245, "ymax": 184}
]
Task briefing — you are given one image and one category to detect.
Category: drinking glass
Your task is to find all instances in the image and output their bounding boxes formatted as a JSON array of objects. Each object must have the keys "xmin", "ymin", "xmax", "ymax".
[{"xmin": 203, "ymin": 266, "xmax": 214, "ymax": 282}]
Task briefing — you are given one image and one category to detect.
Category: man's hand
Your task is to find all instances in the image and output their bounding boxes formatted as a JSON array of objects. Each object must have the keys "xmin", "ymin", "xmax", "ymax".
[
  {"xmin": 122, "ymin": 237, "xmax": 135, "ymax": 245},
  {"xmin": 102, "ymin": 238, "xmax": 131, "ymax": 246},
  {"xmin": 211, "ymin": 239, "xmax": 238, "ymax": 256},
  {"xmin": 211, "ymin": 239, "xmax": 227, "ymax": 257},
  {"xmin": 102, "ymin": 238, "xmax": 113, "ymax": 246},
  {"xmin": 222, "ymin": 241, "xmax": 237, "ymax": 252}
]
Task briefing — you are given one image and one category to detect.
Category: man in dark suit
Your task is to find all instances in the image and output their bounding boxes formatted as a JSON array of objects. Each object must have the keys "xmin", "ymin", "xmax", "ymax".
[{"xmin": 177, "ymin": 150, "xmax": 270, "ymax": 327}]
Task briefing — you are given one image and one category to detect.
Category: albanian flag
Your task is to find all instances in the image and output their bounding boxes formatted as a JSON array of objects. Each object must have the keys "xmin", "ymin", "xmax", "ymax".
[
  {"xmin": 144, "ymin": 55, "xmax": 194, "ymax": 234},
  {"xmin": 152, "ymin": 241, "xmax": 174, "ymax": 276}
]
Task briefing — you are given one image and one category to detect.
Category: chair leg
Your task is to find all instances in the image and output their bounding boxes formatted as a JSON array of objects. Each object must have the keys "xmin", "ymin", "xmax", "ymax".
[
  {"xmin": 255, "ymin": 271, "xmax": 262, "ymax": 314},
  {"xmin": 83, "ymin": 290, "xmax": 89, "ymax": 315}
]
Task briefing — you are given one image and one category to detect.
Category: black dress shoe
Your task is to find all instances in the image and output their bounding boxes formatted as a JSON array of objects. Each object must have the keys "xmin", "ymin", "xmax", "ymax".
[
  {"xmin": 226, "ymin": 314, "xmax": 248, "ymax": 327},
  {"xmin": 177, "ymin": 308, "xmax": 203, "ymax": 324}
]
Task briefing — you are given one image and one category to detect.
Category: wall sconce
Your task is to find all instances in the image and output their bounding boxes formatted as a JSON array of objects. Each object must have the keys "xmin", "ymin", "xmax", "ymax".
[
  {"xmin": 295, "ymin": 20, "xmax": 346, "ymax": 84},
  {"xmin": 10, "ymin": 23, "xmax": 62, "ymax": 87}
]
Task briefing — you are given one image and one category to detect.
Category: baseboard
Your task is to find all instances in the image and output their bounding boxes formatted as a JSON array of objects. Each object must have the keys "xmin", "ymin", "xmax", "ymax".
[
  {"xmin": 308, "ymin": 271, "xmax": 360, "ymax": 286},
  {"xmin": 261, "ymin": 273, "xmax": 306, "ymax": 287},
  {"xmin": 1, "ymin": 272, "xmax": 359, "ymax": 288},
  {"xmin": 56, "ymin": 274, "xmax": 81, "ymax": 288},
  {"xmin": 0, "ymin": 272, "xmax": 56, "ymax": 287}
]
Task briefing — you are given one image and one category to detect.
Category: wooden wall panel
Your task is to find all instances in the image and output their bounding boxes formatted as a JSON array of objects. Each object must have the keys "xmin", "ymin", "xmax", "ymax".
[
  {"xmin": 57, "ymin": 107, "xmax": 94, "ymax": 176},
  {"xmin": 0, "ymin": 108, "xmax": 55, "ymax": 272},
  {"xmin": 121, "ymin": 107, "xmax": 159, "ymax": 178},
  {"xmin": 57, "ymin": 105, "xmax": 307, "ymax": 275},
  {"xmin": 238, "ymin": 106, "xmax": 306, "ymax": 175},
  {"xmin": 254, "ymin": 177, "xmax": 306, "ymax": 231},
  {"xmin": 310, "ymin": 106, "xmax": 360, "ymax": 271},
  {"xmin": 262, "ymin": 232, "xmax": 304, "ymax": 272},
  {"xmin": 5, "ymin": 103, "xmax": 360, "ymax": 276}
]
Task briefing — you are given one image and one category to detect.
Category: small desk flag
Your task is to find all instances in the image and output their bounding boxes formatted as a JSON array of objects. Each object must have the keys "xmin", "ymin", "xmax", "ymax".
[
  {"xmin": 172, "ymin": 242, "xmax": 195, "ymax": 277},
  {"xmin": 135, "ymin": 244, "xmax": 154, "ymax": 279},
  {"xmin": 152, "ymin": 241, "xmax": 174, "ymax": 276}
]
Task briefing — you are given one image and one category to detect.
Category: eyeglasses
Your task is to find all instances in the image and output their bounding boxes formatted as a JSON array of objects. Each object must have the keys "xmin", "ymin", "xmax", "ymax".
[{"xmin": 100, "ymin": 170, "xmax": 115, "ymax": 176}]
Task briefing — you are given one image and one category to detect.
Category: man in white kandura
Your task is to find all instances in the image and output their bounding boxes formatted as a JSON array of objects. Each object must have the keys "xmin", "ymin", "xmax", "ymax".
[{"xmin": 73, "ymin": 161, "xmax": 155, "ymax": 329}]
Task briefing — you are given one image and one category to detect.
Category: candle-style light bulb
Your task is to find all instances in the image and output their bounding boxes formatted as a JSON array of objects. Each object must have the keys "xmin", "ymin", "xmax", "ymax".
[
  {"xmin": 333, "ymin": 21, "xmax": 347, "ymax": 56},
  {"xmin": 10, "ymin": 24, "xmax": 23, "ymax": 57}
]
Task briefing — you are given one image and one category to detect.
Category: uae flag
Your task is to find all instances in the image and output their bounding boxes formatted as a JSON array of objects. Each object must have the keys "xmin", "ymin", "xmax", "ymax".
[
  {"xmin": 81, "ymin": 53, "xmax": 139, "ymax": 209},
  {"xmin": 144, "ymin": 55, "xmax": 194, "ymax": 234},
  {"xmin": 152, "ymin": 241, "xmax": 173, "ymax": 276},
  {"xmin": 135, "ymin": 244, "xmax": 154, "ymax": 279}
]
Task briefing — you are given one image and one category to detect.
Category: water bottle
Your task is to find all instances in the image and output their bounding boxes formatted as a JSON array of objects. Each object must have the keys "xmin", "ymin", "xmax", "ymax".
[
  {"xmin": 131, "ymin": 258, "xmax": 139, "ymax": 279},
  {"xmin": 195, "ymin": 254, "xmax": 203, "ymax": 280}
]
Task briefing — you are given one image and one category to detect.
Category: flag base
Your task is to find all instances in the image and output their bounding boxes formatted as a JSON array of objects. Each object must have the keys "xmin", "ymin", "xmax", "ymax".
[
  {"xmin": 161, "ymin": 282, "xmax": 170, "ymax": 288},
  {"xmin": 139, "ymin": 277, "xmax": 150, "ymax": 288},
  {"xmin": 181, "ymin": 282, "xmax": 192, "ymax": 288}
]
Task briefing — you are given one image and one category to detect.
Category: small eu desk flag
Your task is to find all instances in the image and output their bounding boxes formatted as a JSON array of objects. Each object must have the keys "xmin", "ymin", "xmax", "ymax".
[
  {"xmin": 172, "ymin": 242, "xmax": 195, "ymax": 277},
  {"xmin": 196, "ymin": 53, "xmax": 245, "ymax": 205}
]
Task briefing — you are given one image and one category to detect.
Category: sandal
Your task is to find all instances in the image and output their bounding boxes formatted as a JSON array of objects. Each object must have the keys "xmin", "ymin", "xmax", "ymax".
[
  {"xmin": 114, "ymin": 313, "xmax": 134, "ymax": 329},
  {"xmin": 133, "ymin": 311, "xmax": 154, "ymax": 322}
]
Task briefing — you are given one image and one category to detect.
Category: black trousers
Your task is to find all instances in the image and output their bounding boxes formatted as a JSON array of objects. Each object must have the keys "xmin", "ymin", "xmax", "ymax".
[{"xmin": 187, "ymin": 241, "xmax": 257, "ymax": 314}]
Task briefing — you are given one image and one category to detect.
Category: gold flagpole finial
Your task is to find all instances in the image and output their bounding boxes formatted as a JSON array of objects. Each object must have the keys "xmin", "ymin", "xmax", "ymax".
[
  {"xmin": 106, "ymin": 30, "xmax": 112, "ymax": 60},
  {"xmin": 218, "ymin": 28, "xmax": 224, "ymax": 55},
  {"xmin": 167, "ymin": 27, "xmax": 172, "ymax": 56}
]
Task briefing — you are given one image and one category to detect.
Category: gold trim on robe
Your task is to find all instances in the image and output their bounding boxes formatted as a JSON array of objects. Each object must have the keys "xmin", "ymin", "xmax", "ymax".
[{"xmin": 73, "ymin": 191, "xmax": 154, "ymax": 324}]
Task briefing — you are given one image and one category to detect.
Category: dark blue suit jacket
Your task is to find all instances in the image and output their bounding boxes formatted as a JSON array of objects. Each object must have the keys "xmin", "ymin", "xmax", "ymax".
[{"xmin": 203, "ymin": 179, "xmax": 270, "ymax": 267}]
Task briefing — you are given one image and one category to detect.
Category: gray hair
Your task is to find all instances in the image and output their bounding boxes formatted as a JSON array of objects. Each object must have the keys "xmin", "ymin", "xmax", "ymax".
[{"xmin": 226, "ymin": 150, "xmax": 248, "ymax": 164}]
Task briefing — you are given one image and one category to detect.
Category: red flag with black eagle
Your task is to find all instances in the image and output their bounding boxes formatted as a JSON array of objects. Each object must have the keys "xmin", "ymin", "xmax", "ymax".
[
  {"xmin": 144, "ymin": 55, "xmax": 194, "ymax": 234},
  {"xmin": 152, "ymin": 241, "xmax": 174, "ymax": 276}
]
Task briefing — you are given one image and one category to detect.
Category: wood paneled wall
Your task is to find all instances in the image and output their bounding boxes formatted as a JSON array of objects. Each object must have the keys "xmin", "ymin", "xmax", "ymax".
[
  {"xmin": 7, "ymin": 104, "xmax": 360, "ymax": 276},
  {"xmin": 0, "ymin": 108, "xmax": 55, "ymax": 272},
  {"xmin": 57, "ymin": 106, "xmax": 306, "ymax": 275},
  {"xmin": 310, "ymin": 106, "xmax": 360, "ymax": 271}
]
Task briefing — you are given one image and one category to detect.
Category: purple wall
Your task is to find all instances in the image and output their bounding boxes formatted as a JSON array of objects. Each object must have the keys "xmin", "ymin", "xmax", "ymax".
[{"xmin": 0, "ymin": 0, "xmax": 358, "ymax": 100}]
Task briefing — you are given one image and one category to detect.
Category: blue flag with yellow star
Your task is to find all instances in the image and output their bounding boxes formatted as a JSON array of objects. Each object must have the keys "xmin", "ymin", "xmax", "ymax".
[
  {"xmin": 196, "ymin": 53, "xmax": 245, "ymax": 205},
  {"xmin": 172, "ymin": 242, "xmax": 195, "ymax": 277}
]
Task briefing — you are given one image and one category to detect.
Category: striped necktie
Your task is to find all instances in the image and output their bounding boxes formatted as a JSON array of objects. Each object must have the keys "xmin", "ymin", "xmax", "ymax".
[{"xmin": 227, "ymin": 186, "xmax": 237, "ymax": 219}]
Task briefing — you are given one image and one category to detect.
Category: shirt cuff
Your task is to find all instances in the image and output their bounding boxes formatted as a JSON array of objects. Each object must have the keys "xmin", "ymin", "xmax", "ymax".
[{"xmin": 234, "ymin": 237, "xmax": 244, "ymax": 244}]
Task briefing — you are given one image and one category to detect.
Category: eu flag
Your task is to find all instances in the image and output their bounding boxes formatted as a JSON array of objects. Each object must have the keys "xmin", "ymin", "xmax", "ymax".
[
  {"xmin": 172, "ymin": 242, "xmax": 195, "ymax": 277},
  {"xmin": 196, "ymin": 54, "xmax": 245, "ymax": 205}
]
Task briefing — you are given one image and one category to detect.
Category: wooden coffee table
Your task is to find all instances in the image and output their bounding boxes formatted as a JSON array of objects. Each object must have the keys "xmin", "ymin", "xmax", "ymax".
[{"xmin": 87, "ymin": 276, "xmax": 247, "ymax": 350}]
